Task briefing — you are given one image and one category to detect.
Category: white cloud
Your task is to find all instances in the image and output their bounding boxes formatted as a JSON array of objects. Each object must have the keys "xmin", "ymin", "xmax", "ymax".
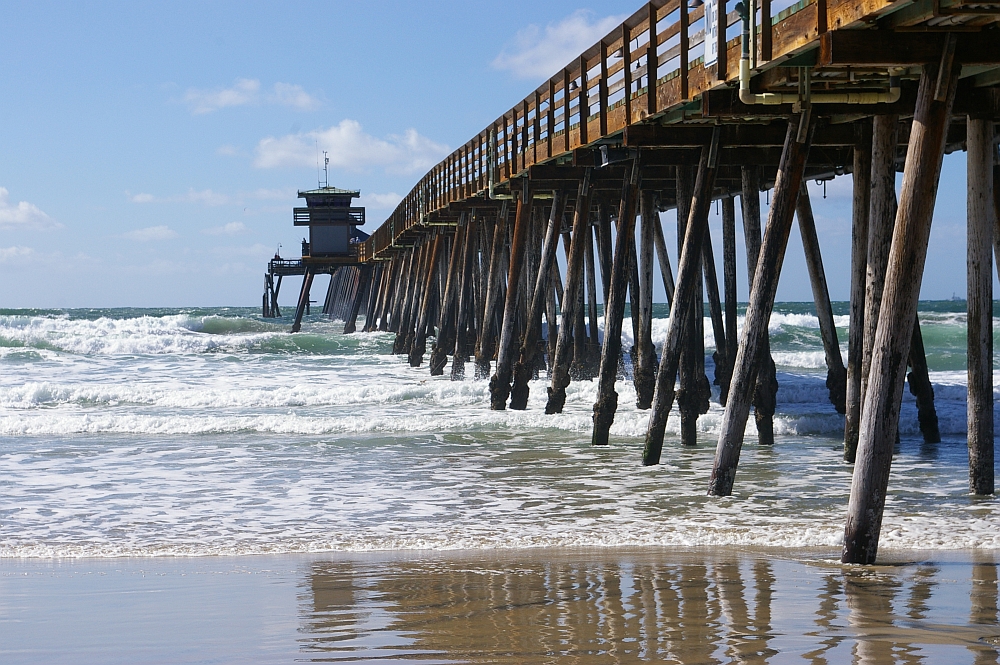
[
  {"xmin": 0, "ymin": 188, "xmax": 60, "ymax": 231},
  {"xmin": 216, "ymin": 144, "xmax": 242, "ymax": 156},
  {"xmin": 185, "ymin": 78, "xmax": 260, "ymax": 115},
  {"xmin": 253, "ymin": 119, "xmax": 449, "ymax": 175},
  {"xmin": 203, "ymin": 222, "xmax": 249, "ymax": 236},
  {"xmin": 492, "ymin": 10, "xmax": 626, "ymax": 81},
  {"xmin": 123, "ymin": 225, "xmax": 178, "ymax": 242},
  {"xmin": 130, "ymin": 193, "xmax": 156, "ymax": 203},
  {"xmin": 184, "ymin": 79, "xmax": 320, "ymax": 115},
  {"xmin": 268, "ymin": 83, "xmax": 320, "ymax": 111},
  {"xmin": 360, "ymin": 192, "xmax": 402, "ymax": 210},
  {"xmin": 0, "ymin": 246, "xmax": 34, "ymax": 262}
]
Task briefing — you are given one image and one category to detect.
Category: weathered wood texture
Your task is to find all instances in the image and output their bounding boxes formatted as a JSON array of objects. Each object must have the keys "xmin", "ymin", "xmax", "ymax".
[
  {"xmin": 709, "ymin": 116, "xmax": 813, "ymax": 496},
  {"xmin": 843, "ymin": 60, "xmax": 960, "ymax": 565},
  {"xmin": 635, "ymin": 190, "xmax": 658, "ymax": 409},
  {"xmin": 547, "ymin": 173, "xmax": 592, "ymax": 414},
  {"xmin": 409, "ymin": 233, "xmax": 444, "ymax": 367},
  {"xmin": 593, "ymin": 161, "xmax": 640, "ymax": 444},
  {"xmin": 511, "ymin": 191, "xmax": 565, "ymax": 410},
  {"xmin": 739, "ymin": 166, "xmax": 778, "ymax": 447},
  {"xmin": 475, "ymin": 203, "xmax": 509, "ymax": 378},
  {"xmin": 851, "ymin": 113, "xmax": 900, "ymax": 462},
  {"xmin": 796, "ymin": 185, "xmax": 846, "ymax": 413},
  {"xmin": 906, "ymin": 316, "xmax": 940, "ymax": 444},
  {"xmin": 722, "ymin": 196, "xmax": 738, "ymax": 406},
  {"xmin": 966, "ymin": 116, "xmax": 995, "ymax": 496},
  {"xmin": 845, "ymin": 121, "xmax": 872, "ymax": 456},
  {"xmin": 643, "ymin": 131, "xmax": 720, "ymax": 464},
  {"xmin": 491, "ymin": 191, "xmax": 534, "ymax": 408}
]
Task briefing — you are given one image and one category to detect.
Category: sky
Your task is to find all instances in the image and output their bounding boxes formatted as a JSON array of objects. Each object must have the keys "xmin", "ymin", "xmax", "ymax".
[{"xmin": 0, "ymin": 1, "xmax": 990, "ymax": 308}]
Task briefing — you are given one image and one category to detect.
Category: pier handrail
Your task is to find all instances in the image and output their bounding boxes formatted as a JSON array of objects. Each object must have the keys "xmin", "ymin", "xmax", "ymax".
[{"xmin": 361, "ymin": 0, "xmax": 893, "ymax": 261}]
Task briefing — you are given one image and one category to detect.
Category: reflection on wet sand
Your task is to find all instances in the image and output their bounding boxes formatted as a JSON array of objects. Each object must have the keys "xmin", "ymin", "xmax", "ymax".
[{"xmin": 299, "ymin": 550, "xmax": 1000, "ymax": 664}]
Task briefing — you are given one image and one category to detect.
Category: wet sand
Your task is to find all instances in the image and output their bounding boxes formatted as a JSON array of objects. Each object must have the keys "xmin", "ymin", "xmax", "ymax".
[{"xmin": 1, "ymin": 547, "xmax": 998, "ymax": 664}]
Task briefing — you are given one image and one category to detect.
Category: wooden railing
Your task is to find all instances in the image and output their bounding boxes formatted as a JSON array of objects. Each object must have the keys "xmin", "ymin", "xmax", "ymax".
[{"xmin": 359, "ymin": 0, "xmax": 886, "ymax": 263}]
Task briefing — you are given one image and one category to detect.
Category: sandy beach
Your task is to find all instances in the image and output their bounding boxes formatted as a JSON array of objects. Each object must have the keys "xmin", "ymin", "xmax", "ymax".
[{"xmin": 2, "ymin": 547, "xmax": 998, "ymax": 664}]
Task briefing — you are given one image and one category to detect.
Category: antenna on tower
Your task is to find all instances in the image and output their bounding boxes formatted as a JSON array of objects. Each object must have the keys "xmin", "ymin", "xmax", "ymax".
[
  {"xmin": 315, "ymin": 140, "xmax": 321, "ymax": 189},
  {"xmin": 321, "ymin": 151, "xmax": 330, "ymax": 189}
]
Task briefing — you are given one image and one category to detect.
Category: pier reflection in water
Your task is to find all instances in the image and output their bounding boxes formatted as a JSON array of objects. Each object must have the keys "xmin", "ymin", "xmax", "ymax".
[{"xmin": 298, "ymin": 550, "xmax": 1000, "ymax": 664}]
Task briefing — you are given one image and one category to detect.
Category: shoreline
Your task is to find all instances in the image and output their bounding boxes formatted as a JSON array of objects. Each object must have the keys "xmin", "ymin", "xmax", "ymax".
[{"xmin": 3, "ymin": 546, "xmax": 997, "ymax": 664}]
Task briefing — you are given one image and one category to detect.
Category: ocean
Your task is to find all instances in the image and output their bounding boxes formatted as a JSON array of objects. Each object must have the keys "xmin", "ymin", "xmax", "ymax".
[
  {"xmin": 1, "ymin": 303, "xmax": 998, "ymax": 662},
  {"xmin": 0, "ymin": 301, "xmax": 996, "ymax": 556}
]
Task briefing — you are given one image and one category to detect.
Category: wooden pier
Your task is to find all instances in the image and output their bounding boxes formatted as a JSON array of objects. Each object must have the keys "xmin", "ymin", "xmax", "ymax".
[{"xmin": 272, "ymin": 0, "xmax": 1000, "ymax": 564}]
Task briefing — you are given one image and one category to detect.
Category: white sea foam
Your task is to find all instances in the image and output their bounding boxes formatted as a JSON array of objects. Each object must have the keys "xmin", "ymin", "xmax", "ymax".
[{"xmin": 0, "ymin": 308, "xmax": 995, "ymax": 558}]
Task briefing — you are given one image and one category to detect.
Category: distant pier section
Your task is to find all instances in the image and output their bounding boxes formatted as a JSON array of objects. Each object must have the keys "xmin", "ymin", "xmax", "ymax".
[{"xmin": 262, "ymin": 184, "xmax": 370, "ymax": 332}]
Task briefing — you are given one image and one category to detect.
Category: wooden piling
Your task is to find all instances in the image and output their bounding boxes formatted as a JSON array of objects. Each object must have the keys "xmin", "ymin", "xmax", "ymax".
[
  {"xmin": 967, "ymin": 116, "xmax": 995, "ymax": 496},
  {"xmin": 702, "ymin": 227, "xmax": 728, "ymax": 405},
  {"xmin": 451, "ymin": 216, "xmax": 479, "ymax": 381},
  {"xmin": 634, "ymin": 190, "xmax": 658, "ymax": 410},
  {"xmin": 652, "ymin": 211, "xmax": 675, "ymax": 306},
  {"xmin": 490, "ymin": 188, "xmax": 534, "ymax": 409},
  {"xmin": 642, "ymin": 129, "xmax": 721, "ymax": 462},
  {"xmin": 585, "ymin": 223, "xmax": 601, "ymax": 362},
  {"xmin": 740, "ymin": 165, "xmax": 778, "ymax": 446},
  {"xmin": 291, "ymin": 267, "xmax": 315, "ymax": 333},
  {"xmin": 708, "ymin": 115, "xmax": 813, "ymax": 493},
  {"xmin": 851, "ymin": 114, "xmax": 900, "ymax": 462},
  {"xmin": 722, "ymin": 196, "xmax": 737, "ymax": 405},
  {"xmin": 675, "ymin": 164, "xmax": 710, "ymax": 448},
  {"xmin": 510, "ymin": 191, "xmax": 565, "ymax": 410},
  {"xmin": 796, "ymin": 184, "xmax": 846, "ymax": 413},
  {"xmin": 845, "ymin": 121, "xmax": 872, "ymax": 456},
  {"xmin": 843, "ymin": 57, "xmax": 960, "ymax": 564},
  {"xmin": 393, "ymin": 244, "xmax": 422, "ymax": 354},
  {"xmin": 597, "ymin": 202, "xmax": 613, "ymax": 303},
  {"xmin": 593, "ymin": 159, "xmax": 640, "ymax": 444},
  {"xmin": 545, "ymin": 262, "xmax": 559, "ymax": 370},
  {"xmin": 907, "ymin": 316, "xmax": 940, "ymax": 444},
  {"xmin": 476, "ymin": 203, "xmax": 509, "ymax": 378},
  {"xmin": 344, "ymin": 265, "xmax": 373, "ymax": 335},
  {"xmin": 431, "ymin": 224, "xmax": 467, "ymax": 376},
  {"xmin": 546, "ymin": 173, "xmax": 592, "ymax": 414},
  {"xmin": 408, "ymin": 234, "xmax": 444, "ymax": 366}
]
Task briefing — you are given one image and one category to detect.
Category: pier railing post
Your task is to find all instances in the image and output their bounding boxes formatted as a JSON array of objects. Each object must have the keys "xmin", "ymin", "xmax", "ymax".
[
  {"xmin": 642, "ymin": 130, "xmax": 720, "ymax": 463},
  {"xmin": 967, "ymin": 115, "xmax": 995, "ymax": 496},
  {"xmin": 592, "ymin": 159, "xmax": 640, "ymax": 444},
  {"xmin": 708, "ymin": 114, "xmax": 813, "ymax": 494},
  {"xmin": 843, "ymin": 54, "xmax": 960, "ymax": 565}
]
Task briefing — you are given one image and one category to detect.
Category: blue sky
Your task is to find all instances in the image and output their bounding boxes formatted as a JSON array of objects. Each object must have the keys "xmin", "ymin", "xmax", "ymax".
[{"xmin": 0, "ymin": 1, "xmax": 987, "ymax": 307}]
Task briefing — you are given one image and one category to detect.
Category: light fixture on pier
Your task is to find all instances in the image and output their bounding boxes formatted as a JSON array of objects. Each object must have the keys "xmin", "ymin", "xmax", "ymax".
[{"xmin": 568, "ymin": 80, "xmax": 579, "ymax": 92}]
